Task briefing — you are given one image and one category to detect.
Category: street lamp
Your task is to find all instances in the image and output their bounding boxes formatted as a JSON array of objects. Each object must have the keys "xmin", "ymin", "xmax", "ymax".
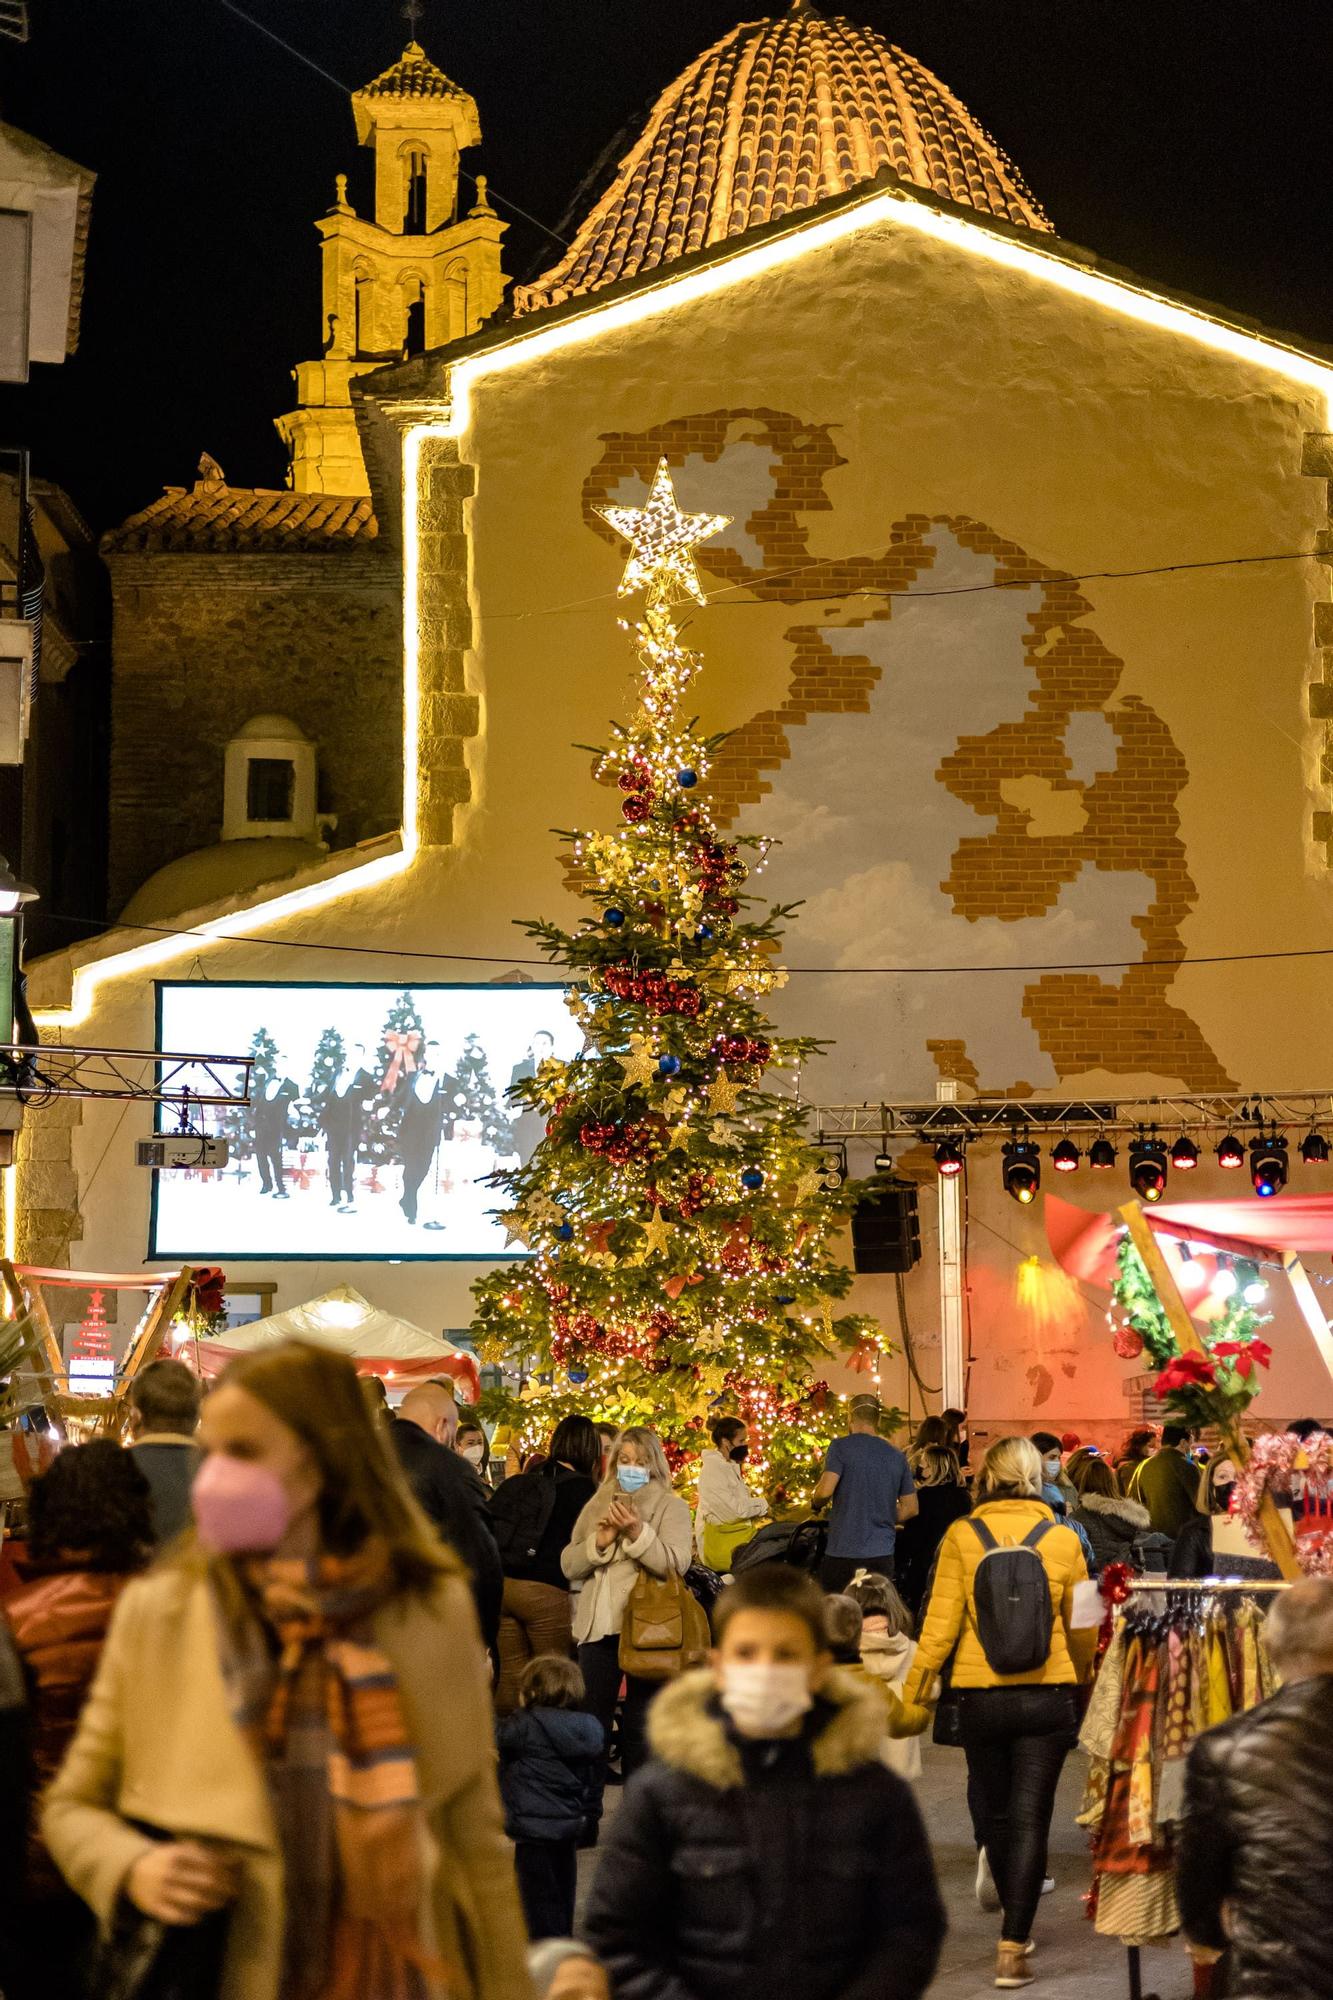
[{"xmin": 0, "ymin": 856, "xmax": 38, "ymax": 918}]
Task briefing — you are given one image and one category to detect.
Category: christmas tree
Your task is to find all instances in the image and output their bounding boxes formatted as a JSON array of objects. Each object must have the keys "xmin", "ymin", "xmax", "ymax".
[
  {"xmin": 472, "ymin": 460, "xmax": 889, "ymax": 1498},
  {"xmin": 371, "ymin": 990, "xmax": 426, "ymax": 1161},
  {"xmin": 456, "ymin": 1032, "xmax": 514, "ymax": 1153},
  {"xmin": 250, "ymin": 1026, "xmax": 279, "ymax": 1089},
  {"xmin": 309, "ymin": 1026, "xmax": 346, "ymax": 1105}
]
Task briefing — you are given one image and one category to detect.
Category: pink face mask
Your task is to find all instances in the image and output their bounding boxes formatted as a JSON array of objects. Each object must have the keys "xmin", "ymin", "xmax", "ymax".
[{"xmin": 192, "ymin": 1453, "xmax": 292, "ymax": 1555}]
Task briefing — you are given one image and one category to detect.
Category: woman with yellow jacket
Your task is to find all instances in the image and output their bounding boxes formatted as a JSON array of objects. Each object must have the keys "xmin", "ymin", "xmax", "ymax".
[
  {"xmin": 43, "ymin": 1342, "xmax": 531, "ymax": 2000},
  {"xmin": 906, "ymin": 1437, "xmax": 1096, "ymax": 1992}
]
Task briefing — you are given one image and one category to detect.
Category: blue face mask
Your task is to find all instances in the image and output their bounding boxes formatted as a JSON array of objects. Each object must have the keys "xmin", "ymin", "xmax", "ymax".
[{"xmin": 617, "ymin": 1464, "xmax": 651, "ymax": 1495}]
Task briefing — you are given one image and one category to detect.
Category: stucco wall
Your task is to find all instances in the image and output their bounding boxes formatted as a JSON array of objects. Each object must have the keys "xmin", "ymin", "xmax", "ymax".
[{"xmin": 32, "ymin": 201, "xmax": 1333, "ymax": 1425}]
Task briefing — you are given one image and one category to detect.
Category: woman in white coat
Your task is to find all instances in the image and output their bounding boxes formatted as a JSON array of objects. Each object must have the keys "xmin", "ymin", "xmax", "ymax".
[
  {"xmin": 694, "ymin": 1416, "xmax": 767, "ymax": 1570},
  {"xmin": 562, "ymin": 1426, "xmax": 691, "ymax": 1798}
]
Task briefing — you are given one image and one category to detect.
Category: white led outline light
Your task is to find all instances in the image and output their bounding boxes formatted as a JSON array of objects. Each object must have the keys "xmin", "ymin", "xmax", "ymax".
[{"xmin": 33, "ymin": 177, "xmax": 1333, "ymax": 1039}]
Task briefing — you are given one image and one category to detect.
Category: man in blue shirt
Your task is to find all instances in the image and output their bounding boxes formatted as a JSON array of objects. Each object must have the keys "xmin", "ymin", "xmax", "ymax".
[{"xmin": 813, "ymin": 1394, "xmax": 918, "ymax": 1592}]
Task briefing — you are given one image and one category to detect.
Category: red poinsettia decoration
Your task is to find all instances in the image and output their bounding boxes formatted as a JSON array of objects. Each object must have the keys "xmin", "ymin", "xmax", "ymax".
[
  {"xmin": 1210, "ymin": 1338, "xmax": 1273, "ymax": 1380},
  {"xmin": 1153, "ymin": 1351, "xmax": 1217, "ymax": 1397}
]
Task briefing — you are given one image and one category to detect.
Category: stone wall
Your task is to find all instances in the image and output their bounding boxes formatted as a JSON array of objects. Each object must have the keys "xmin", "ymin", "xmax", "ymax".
[{"xmin": 104, "ymin": 550, "xmax": 403, "ymax": 913}]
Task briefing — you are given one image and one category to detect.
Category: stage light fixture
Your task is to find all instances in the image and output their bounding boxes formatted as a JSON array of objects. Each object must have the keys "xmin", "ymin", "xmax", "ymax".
[
  {"xmin": 1169, "ymin": 1134, "xmax": 1199, "ymax": 1170},
  {"xmin": 1302, "ymin": 1129, "xmax": 1330, "ymax": 1165},
  {"xmin": 819, "ymin": 1145, "xmax": 848, "ymax": 1192},
  {"xmin": 1051, "ymin": 1138, "xmax": 1080, "ymax": 1174},
  {"xmin": 1089, "ymin": 1136, "xmax": 1117, "ymax": 1170},
  {"xmin": 1128, "ymin": 1136, "xmax": 1168, "ymax": 1203},
  {"xmin": 1001, "ymin": 1139, "xmax": 1041, "ymax": 1206},
  {"xmin": 1216, "ymin": 1133, "xmax": 1245, "ymax": 1169},
  {"xmin": 934, "ymin": 1139, "xmax": 964, "ymax": 1178},
  {"xmin": 1238, "ymin": 1258, "xmax": 1268, "ymax": 1305},
  {"xmin": 1249, "ymin": 1133, "xmax": 1288, "ymax": 1199},
  {"xmin": 873, "ymin": 1150, "xmax": 894, "ymax": 1172}
]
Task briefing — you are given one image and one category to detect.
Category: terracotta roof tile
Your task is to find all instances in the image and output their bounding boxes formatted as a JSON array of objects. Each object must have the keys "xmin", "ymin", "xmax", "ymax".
[
  {"xmin": 358, "ymin": 41, "xmax": 465, "ymax": 104},
  {"xmin": 517, "ymin": 5, "xmax": 1049, "ymax": 313},
  {"xmin": 102, "ymin": 464, "xmax": 378, "ymax": 554}
]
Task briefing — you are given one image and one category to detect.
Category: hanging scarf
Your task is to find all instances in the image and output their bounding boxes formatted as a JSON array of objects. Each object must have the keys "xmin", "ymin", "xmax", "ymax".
[{"xmin": 221, "ymin": 1541, "xmax": 441, "ymax": 2000}]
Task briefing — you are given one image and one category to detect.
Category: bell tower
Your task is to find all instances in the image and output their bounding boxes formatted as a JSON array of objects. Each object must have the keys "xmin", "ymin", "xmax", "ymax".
[{"xmin": 276, "ymin": 41, "xmax": 506, "ymax": 496}]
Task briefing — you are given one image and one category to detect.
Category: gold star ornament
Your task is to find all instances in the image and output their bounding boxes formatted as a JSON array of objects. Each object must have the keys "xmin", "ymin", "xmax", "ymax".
[{"xmin": 596, "ymin": 459, "xmax": 731, "ymax": 606}]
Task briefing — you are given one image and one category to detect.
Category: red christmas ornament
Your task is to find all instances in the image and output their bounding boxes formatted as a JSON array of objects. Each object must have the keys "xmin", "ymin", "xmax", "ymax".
[
  {"xmin": 1111, "ymin": 1324, "xmax": 1144, "ymax": 1361},
  {"xmin": 622, "ymin": 795, "xmax": 652, "ymax": 824}
]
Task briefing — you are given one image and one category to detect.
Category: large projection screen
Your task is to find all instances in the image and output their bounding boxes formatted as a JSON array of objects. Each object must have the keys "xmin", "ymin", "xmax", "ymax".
[{"xmin": 152, "ymin": 982, "xmax": 579, "ymax": 1260}]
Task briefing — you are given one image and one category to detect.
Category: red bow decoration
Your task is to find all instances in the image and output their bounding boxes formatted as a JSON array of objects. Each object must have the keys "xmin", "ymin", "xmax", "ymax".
[
  {"xmin": 1153, "ymin": 1351, "xmax": 1217, "ymax": 1397},
  {"xmin": 846, "ymin": 1335, "xmax": 882, "ymax": 1377},
  {"xmin": 664, "ymin": 1272, "xmax": 703, "ymax": 1301},
  {"xmin": 381, "ymin": 1030, "xmax": 422, "ymax": 1093},
  {"xmin": 586, "ymin": 1221, "xmax": 616, "ymax": 1256},
  {"xmin": 191, "ymin": 1266, "xmax": 227, "ymax": 1319},
  {"xmin": 1211, "ymin": 1338, "xmax": 1273, "ymax": 1379}
]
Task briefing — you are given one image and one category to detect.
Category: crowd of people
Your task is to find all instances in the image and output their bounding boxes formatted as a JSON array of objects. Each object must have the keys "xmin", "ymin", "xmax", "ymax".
[{"xmin": 0, "ymin": 1353, "xmax": 1330, "ymax": 2000}]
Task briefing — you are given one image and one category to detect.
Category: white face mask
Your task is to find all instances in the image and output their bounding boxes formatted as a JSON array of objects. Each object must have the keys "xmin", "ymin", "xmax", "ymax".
[
  {"xmin": 1044, "ymin": 1458, "xmax": 1062, "ymax": 1483},
  {"xmin": 460, "ymin": 1444, "xmax": 486, "ymax": 1467},
  {"xmin": 718, "ymin": 1662, "xmax": 813, "ymax": 1738}
]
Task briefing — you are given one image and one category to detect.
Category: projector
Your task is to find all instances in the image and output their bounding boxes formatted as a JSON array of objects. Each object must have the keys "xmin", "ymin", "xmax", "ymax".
[{"xmin": 135, "ymin": 1136, "xmax": 229, "ymax": 1170}]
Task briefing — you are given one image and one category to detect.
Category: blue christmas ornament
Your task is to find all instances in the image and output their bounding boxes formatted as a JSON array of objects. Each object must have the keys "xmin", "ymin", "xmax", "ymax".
[
  {"xmin": 677, "ymin": 768, "xmax": 698, "ymax": 789},
  {"xmin": 695, "ymin": 923, "xmax": 714, "ymax": 942},
  {"xmin": 604, "ymin": 907, "xmax": 626, "ymax": 927},
  {"xmin": 776, "ymin": 1294, "xmax": 795, "ymax": 1307},
  {"xmin": 741, "ymin": 1168, "xmax": 764, "ymax": 1191},
  {"xmin": 658, "ymin": 1053, "xmax": 682, "ymax": 1077},
  {"xmin": 568, "ymin": 1365, "xmax": 589, "ymax": 1386},
  {"xmin": 556, "ymin": 1222, "xmax": 575, "ymax": 1242}
]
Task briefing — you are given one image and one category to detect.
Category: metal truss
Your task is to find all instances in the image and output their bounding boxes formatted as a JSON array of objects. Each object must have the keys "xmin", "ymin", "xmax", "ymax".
[
  {"xmin": 811, "ymin": 1092, "xmax": 1333, "ymax": 1145},
  {"xmin": 0, "ymin": 1046, "xmax": 253, "ymax": 1107}
]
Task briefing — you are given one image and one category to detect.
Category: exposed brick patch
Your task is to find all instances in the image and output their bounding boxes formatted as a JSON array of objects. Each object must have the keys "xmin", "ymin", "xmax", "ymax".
[
  {"xmin": 582, "ymin": 409, "xmax": 1234, "ymax": 1091},
  {"xmin": 1302, "ymin": 434, "xmax": 1333, "ymax": 860}
]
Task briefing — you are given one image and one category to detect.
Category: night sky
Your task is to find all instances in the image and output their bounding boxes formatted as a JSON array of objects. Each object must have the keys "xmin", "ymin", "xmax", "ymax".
[{"xmin": 3, "ymin": 0, "xmax": 1332, "ymax": 533}]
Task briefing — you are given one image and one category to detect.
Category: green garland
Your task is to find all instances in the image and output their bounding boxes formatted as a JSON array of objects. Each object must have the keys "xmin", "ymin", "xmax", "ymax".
[{"xmin": 1110, "ymin": 1238, "xmax": 1272, "ymax": 1431}]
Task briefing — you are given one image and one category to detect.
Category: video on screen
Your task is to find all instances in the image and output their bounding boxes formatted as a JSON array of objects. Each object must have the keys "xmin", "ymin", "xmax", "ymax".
[{"xmin": 151, "ymin": 981, "xmax": 578, "ymax": 1259}]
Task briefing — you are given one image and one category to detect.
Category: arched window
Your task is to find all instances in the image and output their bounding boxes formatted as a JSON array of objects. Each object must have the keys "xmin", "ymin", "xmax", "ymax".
[
  {"xmin": 401, "ymin": 273, "xmax": 426, "ymax": 357},
  {"xmin": 403, "ymin": 146, "xmax": 428, "ymax": 233},
  {"xmin": 352, "ymin": 262, "xmax": 375, "ymax": 355}
]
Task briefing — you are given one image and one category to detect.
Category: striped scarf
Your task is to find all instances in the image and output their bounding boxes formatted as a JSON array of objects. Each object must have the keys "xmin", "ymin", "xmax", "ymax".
[{"xmin": 223, "ymin": 1542, "xmax": 442, "ymax": 2000}]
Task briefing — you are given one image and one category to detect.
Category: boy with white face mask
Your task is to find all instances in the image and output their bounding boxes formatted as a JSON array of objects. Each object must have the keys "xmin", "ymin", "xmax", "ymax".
[{"xmin": 583, "ymin": 1567, "xmax": 945, "ymax": 2000}]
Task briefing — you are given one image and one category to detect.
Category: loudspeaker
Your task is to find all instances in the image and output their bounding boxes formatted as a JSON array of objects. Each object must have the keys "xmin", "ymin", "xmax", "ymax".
[{"xmin": 851, "ymin": 1178, "xmax": 921, "ymax": 1273}]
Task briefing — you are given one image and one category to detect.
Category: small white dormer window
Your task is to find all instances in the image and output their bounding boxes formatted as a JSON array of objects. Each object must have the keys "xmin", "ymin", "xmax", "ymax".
[{"xmin": 223, "ymin": 713, "xmax": 321, "ymax": 842}]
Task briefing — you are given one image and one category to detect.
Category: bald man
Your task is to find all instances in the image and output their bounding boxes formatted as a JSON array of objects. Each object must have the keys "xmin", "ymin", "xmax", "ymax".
[{"xmin": 387, "ymin": 1382, "xmax": 502, "ymax": 1652}]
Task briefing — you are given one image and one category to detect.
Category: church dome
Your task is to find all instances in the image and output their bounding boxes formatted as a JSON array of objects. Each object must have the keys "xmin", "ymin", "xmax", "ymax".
[{"xmin": 516, "ymin": 3, "xmax": 1049, "ymax": 313}]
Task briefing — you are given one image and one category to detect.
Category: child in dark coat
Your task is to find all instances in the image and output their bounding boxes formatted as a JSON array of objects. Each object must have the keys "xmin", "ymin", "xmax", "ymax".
[
  {"xmin": 583, "ymin": 1565, "xmax": 945, "ymax": 2000},
  {"xmin": 498, "ymin": 1654, "xmax": 604, "ymax": 1940}
]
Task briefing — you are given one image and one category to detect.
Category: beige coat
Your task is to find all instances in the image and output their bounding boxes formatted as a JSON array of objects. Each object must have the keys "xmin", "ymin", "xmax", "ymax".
[
  {"xmin": 561, "ymin": 1478, "xmax": 693, "ymax": 1646},
  {"xmin": 42, "ymin": 1565, "xmax": 531, "ymax": 2000}
]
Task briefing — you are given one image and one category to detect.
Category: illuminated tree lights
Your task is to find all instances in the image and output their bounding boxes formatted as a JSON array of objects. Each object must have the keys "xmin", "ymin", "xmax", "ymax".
[{"xmin": 471, "ymin": 459, "xmax": 891, "ymax": 1498}]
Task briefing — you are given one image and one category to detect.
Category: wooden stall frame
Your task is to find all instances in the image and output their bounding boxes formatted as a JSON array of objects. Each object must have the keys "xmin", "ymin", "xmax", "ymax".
[{"xmin": 1118, "ymin": 1201, "xmax": 1303, "ymax": 1580}]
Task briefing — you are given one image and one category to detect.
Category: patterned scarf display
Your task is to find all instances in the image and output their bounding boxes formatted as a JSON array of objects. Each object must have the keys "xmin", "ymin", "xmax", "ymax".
[{"xmin": 220, "ymin": 1541, "xmax": 441, "ymax": 2000}]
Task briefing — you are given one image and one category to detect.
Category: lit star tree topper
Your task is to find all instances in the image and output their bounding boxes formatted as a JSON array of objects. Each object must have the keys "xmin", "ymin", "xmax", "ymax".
[{"xmin": 470, "ymin": 457, "xmax": 896, "ymax": 1499}]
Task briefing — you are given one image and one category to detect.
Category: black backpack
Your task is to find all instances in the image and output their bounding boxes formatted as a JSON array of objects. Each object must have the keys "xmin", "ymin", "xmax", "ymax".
[
  {"xmin": 488, "ymin": 1468, "xmax": 559, "ymax": 1565},
  {"xmin": 968, "ymin": 1517, "xmax": 1055, "ymax": 1675},
  {"xmin": 729, "ymin": 1516, "xmax": 828, "ymax": 1577}
]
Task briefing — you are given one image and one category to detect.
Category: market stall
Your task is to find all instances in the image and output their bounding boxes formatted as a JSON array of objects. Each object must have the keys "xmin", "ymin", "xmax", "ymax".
[{"xmin": 191, "ymin": 1283, "xmax": 481, "ymax": 1403}]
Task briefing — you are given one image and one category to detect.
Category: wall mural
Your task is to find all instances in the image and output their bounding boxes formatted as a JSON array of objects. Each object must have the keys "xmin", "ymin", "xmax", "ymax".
[{"xmin": 583, "ymin": 410, "xmax": 1233, "ymax": 1103}]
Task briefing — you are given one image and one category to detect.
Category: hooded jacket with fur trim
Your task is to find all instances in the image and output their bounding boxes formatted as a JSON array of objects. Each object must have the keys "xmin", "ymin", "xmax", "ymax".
[
  {"xmin": 581, "ymin": 1667, "xmax": 945, "ymax": 2000},
  {"xmin": 1070, "ymin": 1490, "xmax": 1154, "ymax": 1572}
]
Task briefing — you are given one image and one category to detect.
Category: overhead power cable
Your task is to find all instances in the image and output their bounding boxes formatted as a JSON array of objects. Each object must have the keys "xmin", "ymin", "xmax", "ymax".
[
  {"xmin": 485, "ymin": 542, "xmax": 1331, "ymax": 625},
  {"xmin": 214, "ymin": 0, "xmax": 570, "ymax": 248},
  {"xmin": 44, "ymin": 909, "xmax": 1333, "ymax": 982}
]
